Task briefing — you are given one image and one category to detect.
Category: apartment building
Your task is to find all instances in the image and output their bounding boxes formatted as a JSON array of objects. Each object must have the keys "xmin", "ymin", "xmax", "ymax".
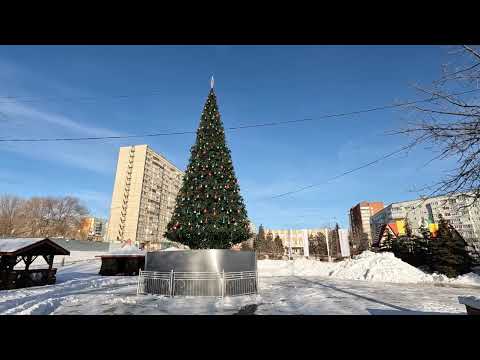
[
  {"xmin": 371, "ymin": 193, "xmax": 480, "ymax": 246},
  {"xmin": 106, "ymin": 145, "xmax": 184, "ymax": 248},
  {"xmin": 348, "ymin": 201, "xmax": 384, "ymax": 250},
  {"xmin": 80, "ymin": 217, "xmax": 107, "ymax": 241}
]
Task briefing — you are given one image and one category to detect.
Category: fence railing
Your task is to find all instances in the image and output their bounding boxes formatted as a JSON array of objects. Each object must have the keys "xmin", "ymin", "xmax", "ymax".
[{"xmin": 137, "ymin": 270, "xmax": 258, "ymax": 298}]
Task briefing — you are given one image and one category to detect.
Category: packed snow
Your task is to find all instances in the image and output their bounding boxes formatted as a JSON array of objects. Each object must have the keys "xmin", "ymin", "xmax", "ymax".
[
  {"xmin": 107, "ymin": 245, "xmax": 145, "ymax": 256},
  {"xmin": 0, "ymin": 238, "xmax": 48, "ymax": 253},
  {"xmin": 1, "ymin": 250, "xmax": 479, "ymax": 315}
]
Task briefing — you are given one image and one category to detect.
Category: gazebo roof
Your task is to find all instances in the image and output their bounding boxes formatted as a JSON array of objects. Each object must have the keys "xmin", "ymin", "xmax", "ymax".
[{"xmin": 0, "ymin": 238, "xmax": 70, "ymax": 256}]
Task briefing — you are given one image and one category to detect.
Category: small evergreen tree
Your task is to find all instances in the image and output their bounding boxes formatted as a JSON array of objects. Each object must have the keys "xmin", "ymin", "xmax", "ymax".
[
  {"xmin": 430, "ymin": 217, "xmax": 472, "ymax": 277},
  {"xmin": 309, "ymin": 232, "xmax": 328, "ymax": 257},
  {"xmin": 358, "ymin": 232, "xmax": 370, "ymax": 252},
  {"xmin": 266, "ymin": 231, "xmax": 274, "ymax": 254},
  {"xmin": 380, "ymin": 230, "xmax": 394, "ymax": 252},
  {"xmin": 328, "ymin": 224, "xmax": 340, "ymax": 257},
  {"xmin": 273, "ymin": 235, "xmax": 284, "ymax": 258},
  {"xmin": 416, "ymin": 223, "xmax": 432, "ymax": 268},
  {"xmin": 254, "ymin": 224, "xmax": 265, "ymax": 250},
  {"xmin": 254, "ymin": 224, "xmax": 269, "ymax": 253},
  {"xmin": 404, "ymin": 218, "xmax": 413, "ymax": 238}
]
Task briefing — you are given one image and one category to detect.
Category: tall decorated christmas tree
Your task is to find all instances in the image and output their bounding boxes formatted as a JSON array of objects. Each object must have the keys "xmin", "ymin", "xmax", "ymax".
[{"xmin": 164, "ymin": 81, "xmax": 251, "ymax": 249}]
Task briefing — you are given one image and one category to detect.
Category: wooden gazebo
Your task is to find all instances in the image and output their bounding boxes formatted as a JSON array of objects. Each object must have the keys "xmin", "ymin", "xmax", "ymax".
[{"xmin": 0, "ymin": 238, "xmax": 70, "ymax": 290}]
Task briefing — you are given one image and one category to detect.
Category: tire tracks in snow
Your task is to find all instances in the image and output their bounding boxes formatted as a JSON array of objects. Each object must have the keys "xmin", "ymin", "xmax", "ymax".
[{"xmin": 0, "ymin": 276, "xmax": 137, "ymax": 315}]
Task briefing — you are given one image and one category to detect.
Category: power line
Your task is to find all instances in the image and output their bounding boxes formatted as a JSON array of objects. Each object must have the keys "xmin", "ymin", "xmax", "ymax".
[
  {"xmin": 1, "ymin": 88, "xmax": 479, "ymax": 143},
  {"xmin": 269, "ymin": 144, "xmax": 413, "ymax": 199},
  {"xmin": 0, "ymin": 90, "xmax": 168, "ymax": 104},
  {"xmin": 0, "ymin": 130, "xmax": 198, "ymax": 143}
]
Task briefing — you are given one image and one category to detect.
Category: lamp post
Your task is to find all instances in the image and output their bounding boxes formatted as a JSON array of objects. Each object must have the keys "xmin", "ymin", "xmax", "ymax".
[
  {"xmin": 288, "ymin": 229, "xmax": 292, "ymax": 260},
  {"xmin": 325, "ymin": 217, "xmax": 337, "ymax": 262}
]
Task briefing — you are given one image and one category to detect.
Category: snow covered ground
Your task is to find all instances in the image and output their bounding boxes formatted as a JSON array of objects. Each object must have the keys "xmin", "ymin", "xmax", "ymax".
[{"xmin": 1, "ymin": 251, "xmax": 479, "ymax": 315}]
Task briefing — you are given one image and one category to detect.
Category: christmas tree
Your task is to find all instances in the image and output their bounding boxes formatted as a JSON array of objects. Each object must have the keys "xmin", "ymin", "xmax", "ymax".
[{"xmin": 164, "ymin": 85, "xmax": 251, "ymax": 249}]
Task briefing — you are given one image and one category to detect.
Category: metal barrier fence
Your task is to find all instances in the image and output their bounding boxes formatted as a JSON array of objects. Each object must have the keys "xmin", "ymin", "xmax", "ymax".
[{"xmin": 137, "ymin": 270, "xmax": 258, "ymax": 298}]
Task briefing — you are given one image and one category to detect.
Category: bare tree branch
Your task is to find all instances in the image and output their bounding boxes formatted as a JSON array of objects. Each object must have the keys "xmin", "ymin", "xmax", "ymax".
[{"xmin": 399, "ymin": 46, "xmax": 480, "ymax": 206}]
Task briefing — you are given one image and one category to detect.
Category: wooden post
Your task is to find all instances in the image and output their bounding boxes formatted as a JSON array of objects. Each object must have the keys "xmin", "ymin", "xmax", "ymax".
[
  {"xmin": 24, "ymin": 255, "xmax": 32, "ymax": 271},
  {"xmin": 43, "ymin": 255, "xmax": 54, "ymax": 271}
]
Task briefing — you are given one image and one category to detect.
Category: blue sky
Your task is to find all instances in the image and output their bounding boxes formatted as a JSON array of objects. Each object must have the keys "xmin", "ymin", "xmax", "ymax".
[{"xmin": 0, "ymin": 45, "xmax": 460, "ymax": 229}]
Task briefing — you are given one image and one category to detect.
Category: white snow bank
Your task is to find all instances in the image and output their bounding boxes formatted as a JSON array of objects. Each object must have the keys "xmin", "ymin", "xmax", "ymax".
[
  {"xmin": 258, "ymin": 251, "xmax": 480, "ymax": 287},
  {"xmin": 431, "ymin": 272, "xmax": 480, "ymax": 287},
  {"xmin": 108, "ymin": 245, "xmax": 145, "ymax": 256}
]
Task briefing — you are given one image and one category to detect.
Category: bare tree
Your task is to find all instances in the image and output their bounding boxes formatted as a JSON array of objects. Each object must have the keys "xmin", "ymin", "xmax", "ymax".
[
  {"xmin": 0, "ymin": 195, "xmax": 25, "ymax": 237},
  {"xmin": 0, "ymin": 195, "xmax": 89, "ymax": 239},
  {"xmin": 398, "ymin": 45, "xmax": 480, "ymax": 206}
]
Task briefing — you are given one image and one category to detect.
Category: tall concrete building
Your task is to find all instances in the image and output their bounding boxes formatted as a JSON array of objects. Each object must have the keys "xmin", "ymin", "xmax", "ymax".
[
  {"xmin": 348, "ymin": 201, "xmax": 384, "ymax": 251},
  {"xmin": 106, "ymin": 145, "xmax": 184, "ymax": 248},
  {"xmin": 371, "ymin": 193, "xmax": 480, "ymax": 249}
]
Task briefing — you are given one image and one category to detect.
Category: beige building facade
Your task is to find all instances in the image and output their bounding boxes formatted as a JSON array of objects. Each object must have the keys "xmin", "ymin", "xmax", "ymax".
[
  {"xmin": 106, "ymin": 145, "xmax": 184, "ymax": 247},
  {"xmin": 264, "ymin": 228, "xmax": 328, "ymax": 255}
]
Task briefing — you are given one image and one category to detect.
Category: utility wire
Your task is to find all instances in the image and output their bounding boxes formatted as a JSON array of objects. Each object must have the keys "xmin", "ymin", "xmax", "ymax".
[
  {"xmin": 1, "ymin": 88, "xmax": 479, "ymax": 143},
  {"xmin": 269, "ymin": 144, "xmax": 413, "ymax": 199},
  {"xmin": 0, "ymin": 90, "xmax": 167, "ymax": 104},
  {"xmin": 266, "ymin": 89, "xmax": 480, "ymax": 200}
]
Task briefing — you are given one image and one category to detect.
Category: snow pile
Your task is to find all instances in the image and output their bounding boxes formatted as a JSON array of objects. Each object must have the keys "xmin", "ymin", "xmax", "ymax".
[
  {"xmin": 431, "ymin": 272, "xmax": 480, "ymax": 287},
  {"xmin": 325, "ymin": 251, "xmax": 432, "ymax": 283},
  {"xmin": 258, "ymin": 251, "xmax": 480, "ymax": 286},
  {"xmin": 108, "ymin": 245, "xmax": 145, "ymax": 256},
  {"xmin": 453, "ymin": 273, "xmax": 480, "ymax": 286},
  {"xmin": 162, "ymin": 247, "xmax": 183, "ymax": 251}
]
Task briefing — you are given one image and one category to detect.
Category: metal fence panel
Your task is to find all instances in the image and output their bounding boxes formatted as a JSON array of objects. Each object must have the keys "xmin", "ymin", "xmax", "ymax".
[
  {"xmin": 137, "ymin": 270, "xmax": 258, "ymax": 297},
  {"xmin": 137, "ymin": 271, "xmax": 171, "ymax": 296}
]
